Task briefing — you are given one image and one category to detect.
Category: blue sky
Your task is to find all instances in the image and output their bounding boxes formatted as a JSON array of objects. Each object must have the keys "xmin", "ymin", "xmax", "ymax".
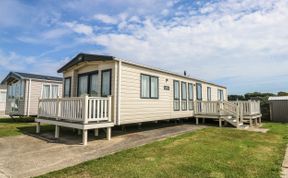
[{"xmin": 0, "ymin": 0, "xmax": 288, "ymax": 94}]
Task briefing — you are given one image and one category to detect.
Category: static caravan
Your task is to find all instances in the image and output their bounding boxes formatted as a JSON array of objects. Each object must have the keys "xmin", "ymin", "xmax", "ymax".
[
  {"xmin": 0, "ymin": 85, "xmax": 7, "ymax": 115},
  {"xmin": 35, "ymin": 53, "xmax": 262, "ymax": 145},
  {"xmin": 1, "ymin": 72, "xmax": 63, "ymax": 117}
]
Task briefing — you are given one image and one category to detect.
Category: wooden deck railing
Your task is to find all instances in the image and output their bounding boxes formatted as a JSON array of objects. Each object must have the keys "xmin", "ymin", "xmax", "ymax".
[
  {"xmin": 194, "ymin": 100, "xmax": 261, "ymax": 126},
  {"xmin": 194, "ymin": 101, "xmax": 219, "ymax": 115},
  {"xmin": 231, "ymin": 100, "xmax": 261, "ymax": 116},
  {"xmin": 194, "ymin": 100, "xmax": 261, "ymax": 116},
  {"xmin": 38, "ymin": 96, "xmax": 112, "ymax": 123}
]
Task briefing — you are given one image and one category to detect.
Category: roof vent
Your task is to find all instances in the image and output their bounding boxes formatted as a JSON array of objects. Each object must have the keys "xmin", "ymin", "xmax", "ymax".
[{"xmin": 184, "ymin": 70, "xmax": 187, "ymax": 76}]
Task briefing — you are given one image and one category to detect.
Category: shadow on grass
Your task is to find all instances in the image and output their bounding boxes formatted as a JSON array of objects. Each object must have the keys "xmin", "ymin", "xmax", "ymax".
[
  {"xmin": 18, "ymin": 119, "xmax": 204, "ymax": 145},
  {"xmin": 0, "ymin": 117, "xmax": 35, "ymax": 123},
  {"xmin": 1, "ymin": 117, "xmax": 220, "ymax": 145}
]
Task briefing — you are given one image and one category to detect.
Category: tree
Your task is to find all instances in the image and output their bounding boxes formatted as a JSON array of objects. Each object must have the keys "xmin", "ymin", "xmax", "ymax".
[
  {"xmin": 277, "ymin": 91, "xmax": 288, "ymax": 96},
  {"xmin": 228, "ymin": 95, "xmax": 245, "ymax": 101}
]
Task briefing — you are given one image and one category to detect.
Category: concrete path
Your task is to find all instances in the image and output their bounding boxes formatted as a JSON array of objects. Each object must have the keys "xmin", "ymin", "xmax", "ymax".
[
  {"xmin": 0, "ymin": 124, "xmax": 205, "ymax": 178},
  {"xmin": 282, "ymin": 145, "xmax": 288, "ymax": 178}
]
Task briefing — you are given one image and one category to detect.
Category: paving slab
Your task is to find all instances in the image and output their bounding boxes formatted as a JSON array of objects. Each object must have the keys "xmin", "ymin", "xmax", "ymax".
[
  {"xmin": 282, "ymin": 145, "xmax": 288, "ymax": 178},
  {"xmin": 0, "ymin": 124, "xmax": 205, "ymax": 178}
]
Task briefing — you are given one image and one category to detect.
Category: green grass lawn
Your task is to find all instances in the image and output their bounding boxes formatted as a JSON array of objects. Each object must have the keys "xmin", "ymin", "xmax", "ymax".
[
  {"xmin": 37, "ymin": 122, "xmax": 288, "ymax": 178},
  {"xmin": 0, "ymin": 117, "xmax": 37, "ymax": 137},
  {"xmin": 0, "ymin": 117, "xmax": 55, "ymax": 137}
]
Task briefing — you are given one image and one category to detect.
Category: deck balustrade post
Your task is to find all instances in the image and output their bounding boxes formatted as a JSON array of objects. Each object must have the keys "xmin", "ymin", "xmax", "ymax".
[
  {"xmin": 56, "ymin": 96, "xmax": 60, "ymax": 120},
  {"xmin": 37, "ymin": 97, "xmax": 41, "ymax": 117},
  {"xmin": 107, "ymin": 127, "xmax": 111, "ymax": 140},
  {"xmin": 249, "ymin": 100, "xmax": 252, "ymax": 115},
  {"xmin": 258, "ymin": 101, "xmax": 261, "ymax": 114},
  {"xmin": 108, "ymin": 96, "xmax": 112, "ymax": 122},
  {"xmin": 55, "ymin": 125, "xmax": 60, "ymax": 138},
  {"xmin": 83, "ymin": 95, "xmax": 89, "ymax": 124},
  {"xmin": 94, "ymin": 129, "xmax": 99, "ymax": 136},
  {"xmin": 82, "ymin": 129, "xmax": 88, "ymax": 145},
  {"xmin": 36, "ymin": 122, "xmax": 40, "ymax": 133},
  {"xmin": 217, "ymin": 102, "xmax": 221, "ymax": 116},
  {"xmin": 240, "ymin": 104, "xmax": 244, "ymax": 123},
  {"xmin": 219, "ymin": 117, "xmax": 222, "ymax": 127},
  {"xmin": 196, "ymin": 118, "xmax": 199, "ymax": 125},
  {"xmin": 236, "ymin": 104, "xmax": 240, "ymax": 128}
]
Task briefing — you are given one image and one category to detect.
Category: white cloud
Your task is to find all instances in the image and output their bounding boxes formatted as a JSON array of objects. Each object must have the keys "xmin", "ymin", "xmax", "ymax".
[
  {"xmin": 1, "ymin": 0, "xmax": 288, "ymax": 94},
  {"xmin": 0, "ymin": 50, "xmax": 65, "ymax": 80},
  {"xmin": 86, "ymin": 0, "xmax": 288, "ymax": 94},
  {"xmin": 63, "ymin": 21, "xmax": 94, "ymax": 36},
  {"xmin": 93, "ymin": 14, "xmax": 118, "ymax": 24},
  {"xmin": 41, "ymin": 28, "xmax": 70, "ymax": 39}
]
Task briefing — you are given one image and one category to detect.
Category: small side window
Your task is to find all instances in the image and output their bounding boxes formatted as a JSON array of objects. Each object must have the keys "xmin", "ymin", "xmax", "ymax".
[
  {"xmin": 64, "ymin": 77, "xmax": 71, "ymax": 97},
  {"xmin": 196, "ymin": 83, "xmax": 202, "ymax": 100},
  {"xmin": 173, "ymin": 80, "xmax": 180, "ymax": 111},
  {"xmin": 218, "ymin": 89, "xmax": 224, "ymax": 101},
  {"xmin": 181, "ymin": 82, "xmax": 187, "ymax": 111},
  {"xmin": 188, "ymin": 83, "xmax": 193, "ymax": 110},
  {"xmin": 207, "ymin": 87, "xmax": 211, "ymax": 101},
  {"xmin": 101, "ymin": 69, "xmax": 112, "ymax": 97}
]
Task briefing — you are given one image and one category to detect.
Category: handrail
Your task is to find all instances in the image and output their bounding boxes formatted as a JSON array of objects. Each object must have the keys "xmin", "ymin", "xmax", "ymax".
[
  {"xmin": 38, "ymin": 96, "xmax": 112, "ymax": 123},
  {"xmin": 194, "ymin": 100, "xmax": 243, "ymax": 127},
  {"xmin": 231, "ymin": 100, "xmax": 261, "ymax": 115}
]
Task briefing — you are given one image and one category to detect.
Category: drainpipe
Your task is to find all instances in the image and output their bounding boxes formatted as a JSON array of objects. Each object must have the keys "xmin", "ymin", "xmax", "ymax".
[
  {"xmin": 27, "ymin": 79, "xmax": 31, "ymax": 116},
  {"xmin": 117, "ymin": 61, "xmax": 122, "ymax": 125}
]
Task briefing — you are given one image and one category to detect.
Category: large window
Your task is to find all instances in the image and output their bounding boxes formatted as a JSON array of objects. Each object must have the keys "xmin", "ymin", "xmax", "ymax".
[
  {"xmin": 77, "ymin": 71, "xmax": 100, "ymax": 97},
  {"xmin": 90, "ymin": 73, "xmax": 99, "ymax": 96},
  {"xmin": 173, "ymin": 80, "xmax": 180, "ymax": 111},
  {"xmin": 42, "ymin": 84, "xmax": 59, "ymax": 99},
  {"xmin": 181, "ymin": 82, "xmax": 187, "ymax": 111},
  {"xmin": 101, "ymin": 69, "xmax": 112, "ymax": 97},
  {"xmin": 196, "ymin": 83, "xmax": 202, "ymax": 100},
  {"xmin": 64, "ymin": 77, "xmax": 71, "ymax": 97},
  {"xmin": 7, "ymin": 80, "xmax": 24, "ymax": 99},
  {"xmin": 207, "ymin": 87, "xmax": 211, "ymax": 101},
  {"xmin": 78, "ymin": 75, "xmax": 88, "ymax": 96},
  {"xmin": 140, "ymin": 74, "xmax": 159, "ymax": 99},
  {"xmin": 188, "ymin": 83, "xmax": 193, "ymax": 110},
  {"xmin": 218, "ymin": 89, "xmax": 224, "ymax": 101}
]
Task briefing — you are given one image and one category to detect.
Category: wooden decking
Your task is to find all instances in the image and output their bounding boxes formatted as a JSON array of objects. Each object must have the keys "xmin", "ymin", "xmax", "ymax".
[
  {"xmin": 36, "ymin": 96, "xmax": 114, "ymax": 145},
  {"xmin": 35, "ymin": 96, "xmax": 262, "ymax": 145},
  {"xmin": 194, "ymin": 100, "xmax": 262, "ymax": 128}
]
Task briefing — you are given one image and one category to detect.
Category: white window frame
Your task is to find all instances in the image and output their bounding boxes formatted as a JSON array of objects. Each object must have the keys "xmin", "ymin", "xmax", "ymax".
[
  {"xmin": 173, "ymin": 80, "xmax": 180, "ymax": 111},
  {"xmin": 218, "ymin": 89, "xmax": 224, "ymax": 101},
  {"xmin": 140, "ymin": 74, "xmax": 159, "ymax": 99},
  {"xmin": 41, "ymin": 83, "xmax": 60, "ymax": 99},
  {"xmin": 181, "ymin": 82, "xmax": 187, "ymax": 111},
  {"xmin": 188, "ymin": 83, "xmax": 194, "ymax": 110},
  {"xmin": 207, "ymin": 87, "xmax": 212, "ymax": 101}
]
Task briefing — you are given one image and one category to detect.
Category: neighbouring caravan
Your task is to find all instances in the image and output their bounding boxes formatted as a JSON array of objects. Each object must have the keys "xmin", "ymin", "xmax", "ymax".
[
  {"xmin": 0, "ymin": 85, "xmax": 7, "ymax": 115},
  {"xmin": 1, "ymin": 72, "xmax": 63, "ymax": 117},
  {"xmin": 35, "ymin": 53, "xmax": 261, "ymax": 145}
]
